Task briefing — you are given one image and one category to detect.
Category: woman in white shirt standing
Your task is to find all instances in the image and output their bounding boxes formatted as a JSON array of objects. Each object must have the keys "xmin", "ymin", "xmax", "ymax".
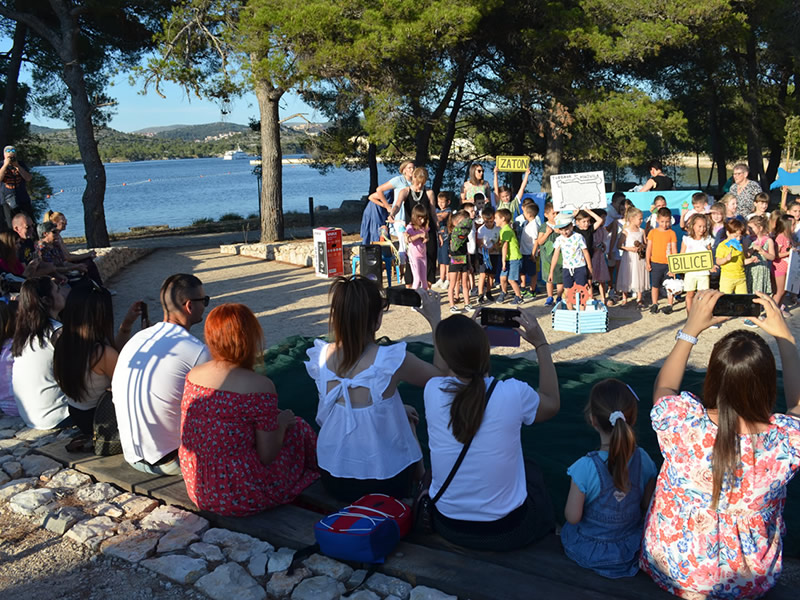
[
  {"xmin": 11, "ymin": 277, "xmax": 69, "ymax": 429},
  {"xmin": 424, "ymin": 310, "xmax": 560, "ymax": 550},
  {"xmin": 305, "ymin": 275, "xmax": 446, "ymax": 502}
]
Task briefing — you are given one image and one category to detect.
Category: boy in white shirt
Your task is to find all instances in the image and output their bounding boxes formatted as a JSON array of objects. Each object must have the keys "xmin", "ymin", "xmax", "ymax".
[
  {"xmin": 679, "ymin": 192, "xmax": 711, "ymax": 231},
  {"xmin": 518, "ymin": 203, "xmax": 540, "ymax": 299},
  {"xmin": 477, "ymin": 205, "xmax": 501, "ymax": 303}
]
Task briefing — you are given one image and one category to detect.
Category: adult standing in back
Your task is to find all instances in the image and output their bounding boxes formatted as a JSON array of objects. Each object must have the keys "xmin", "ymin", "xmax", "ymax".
[
  {"xmin": 728, "ymin": 163, "xmax": 763, "ymax": 218},
  {"xmin": 638, "ymin": 160, "xmax": 674, "ymax": 192},
  {"xmin": 0, "ymin": 145, "xmax": 33, "ymax": 228},
  {"xmin": 112, "ymin": 273, "xmax": 211, "ymax": 475},
  {"xmin": 360, "ymin": 160, "xmax": 414, "ymax": 245}
]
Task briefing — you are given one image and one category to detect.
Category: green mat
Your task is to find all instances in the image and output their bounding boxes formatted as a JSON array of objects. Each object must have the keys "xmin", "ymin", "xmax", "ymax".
[{"xmin": 260, "ymin": 335, "xmax": 800, "ymax": 557}]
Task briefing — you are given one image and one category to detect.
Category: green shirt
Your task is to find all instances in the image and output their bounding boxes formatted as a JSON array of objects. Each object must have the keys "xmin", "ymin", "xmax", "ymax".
[{"xmin": 499, "ymin": 224, "xmax": 522, "ymax": 261}]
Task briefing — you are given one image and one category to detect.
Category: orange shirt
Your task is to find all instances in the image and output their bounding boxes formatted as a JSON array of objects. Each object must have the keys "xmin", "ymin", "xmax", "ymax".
[{"xmin": 646, "ymin": 228, "xmax": 677, "ymax": 264}]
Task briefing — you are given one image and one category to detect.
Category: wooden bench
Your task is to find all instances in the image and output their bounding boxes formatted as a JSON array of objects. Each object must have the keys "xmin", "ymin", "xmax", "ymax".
[{"xmin": 35, "ymin": 440, "xmax": 798, "ymax": 599}]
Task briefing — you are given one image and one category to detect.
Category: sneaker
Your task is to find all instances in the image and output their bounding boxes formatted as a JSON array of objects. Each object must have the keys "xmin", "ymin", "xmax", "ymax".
[
  {"xmin": 544, "ymin": 296, "xmax": 555, "ymax": 307},
  {"xmin": 464, "ymin": 303, "xmax": 476, "ymax": 311},
  {"xmin": 479, "ymin": 294, "xmax": 490, "ymax": 305},
  {"xmin": 449, "ymin": 306, "xmax": 462, "ymax": 314},
  {"xmin": 743, "ymin": 319, "xmax": 757, "ymax": 328},
  {"xmin": 496, "ymin": 292, "xmax": 506, "ymax": 303},
  {"xmin": 470, "ymin": 287, "xmax": 478, "ymax": 296},
  {"xmin": 649, "ymin": 304, "xmax": 659, "ymax": 314},
  {"xmin": 521, "ymin": 289, "xmax": 534, "ymax": 299},
  {"xmin": 511, "ymin": 295, "xmax": 524, "ymax": 305},
  {"xmin": 662, "ymin": 305, "xmax": 673, "ymax": 315}
]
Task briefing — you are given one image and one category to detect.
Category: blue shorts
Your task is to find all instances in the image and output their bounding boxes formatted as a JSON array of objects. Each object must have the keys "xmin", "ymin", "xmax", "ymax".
[
  {"xmin": 649, "ymin": 262, "xmax": 669, "ymax": 289},
  {"xmin": 500, "ymin": 259, "xmax": 522, "ymax": 282},
  {"xmin": 437, "ymin": 244, "xmax": 450, "ymax": 266},
  {"xmin": 521, "ymin": 256, "xmax": 536, "ymax": 279},
  {"xmin": 563, "ymin": 265, "xmax": 588, "ymax": 289}
]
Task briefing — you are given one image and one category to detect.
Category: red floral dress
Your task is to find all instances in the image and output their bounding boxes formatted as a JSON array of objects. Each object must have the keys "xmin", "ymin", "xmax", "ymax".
[
  {"xmin": 179, "ymin": 381, "xmax": 319, "ymax": 516},
  {"xmin": 641, "ymin": 392, "xmax": 800, "ymax": 599}
]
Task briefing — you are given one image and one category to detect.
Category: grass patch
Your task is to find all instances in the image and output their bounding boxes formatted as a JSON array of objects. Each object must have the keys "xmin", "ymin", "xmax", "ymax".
[
  {"xmin": 219, "ymin": 212, "xmax": 244, "ymax": 221},
  {"xmin": 191, "ymin": 217, "xmax": 214, "ymax": 226}
]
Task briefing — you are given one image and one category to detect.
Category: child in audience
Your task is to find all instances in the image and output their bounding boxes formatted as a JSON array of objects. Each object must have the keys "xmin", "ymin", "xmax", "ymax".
[
  {"xmin": 0, "ymin": 300, "xmax": 18, "ymax": 416},
  {"xmin": 549, "ymin": 214, "xmax": 593, "ymax": 310},
  {"xmin": 680, "ymin": 214, "xmax": 714, "ymax": 314},
  {"xmin": 537, "ymin": 202, "xmax": 564, "ymax": 306},
  {"xmin": 562, "ymin": 379, "xmax": 657, "ymax": 578},
  {"xmin": 433, "ymin": 192, "xmax": 452, "ymax": 290},
  {"xmin": 405, "ymin": 204, "xmax": 430, "ymax": 290},
  {"xmin": 496, "ymin": 208, "xmax": 524, "ymax": 305},
  {"xmin": 679, "ymin": 192, "xmax": 709, "ymax": 231},
  {"xmin": 462, "ymin": 202, "xmax": 478, "ymax": 295},
  {"xmin": 645, "ymin": 196, "xmax": 672, "ymax": 235},
  {"xmin": 519, "ymin": 203, "xmax": 540, "ymax": 299},
  {"xmin": 516, "ymin": 198, "xmax": 540, "ymax": 234},
  {"xmin": 591, "ymin": 209, "xmax": 611, "ymax": 304},
  {"xmin": 743, "ymin": 215, "xmax": 775, "ymax": 326},
  {"xmin": 472, "ymin": 192, "xmax": 490, "ymax": 224},
  {"xmin": 574, "ymin": 208, "xmax": 604, "ymax": 258},
  {"xmin": 709, "ymin": 201, "xmax": 726, "ymax": 238},
  {"xmin": 477, "ymin": 206, "xmax": 500, "ymax": 303},
  {"xmin": 646, "ymin": 208, "xmax": 677, "ymax": 314},
  {"xmin": 493, "ymin": 165, "xmax": 530, "ymax": 217},
  {"xmin": 616, "ymin": 207, "xmax": 649, "ymax": 308},
  {"xmin": 787, "ymin": 201, "xmax": 800, "ymax": 244},
  {"xmin": 747, "ymin": 192, "xmax": 770, "ymax": 222},
  {"xmin": 448, "ymin": 210, "xmax": 473, "ymax": 313},
  {"xmin": 771, "ymin": 213, "xmax": 793, "ymax": 312},
  {"xmin": 715, "ymin": 218, "xmax": 747, "ymax": 294}
]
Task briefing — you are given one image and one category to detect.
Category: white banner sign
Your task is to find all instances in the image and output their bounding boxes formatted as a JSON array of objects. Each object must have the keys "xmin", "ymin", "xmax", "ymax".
[
  {"xmin": 550, "ymin": 171, "xmax": 607, "ymax": 212},
  {"xmin": 785, "ymin": 249, "xmax": 800, "ymax": 294}
]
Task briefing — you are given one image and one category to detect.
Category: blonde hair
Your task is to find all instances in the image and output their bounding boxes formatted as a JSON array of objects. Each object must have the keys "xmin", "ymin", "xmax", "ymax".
[
  {"xmin": 45, "ymin": 210, "xmax": 64, "ymax": 224},
  {"xmin": 625, "ymin": 207, "xmax": 642, "ymax": 226}
]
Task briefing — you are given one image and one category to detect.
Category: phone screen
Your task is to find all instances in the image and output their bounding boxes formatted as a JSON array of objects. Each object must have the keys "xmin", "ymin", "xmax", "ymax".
[
  {"xmin": 385, "ymin": 287, "xmax": 421, "ymax": 308},
  {"xmin": 712, "ymin": 294, "xmax": 761, "ymax": 317}
]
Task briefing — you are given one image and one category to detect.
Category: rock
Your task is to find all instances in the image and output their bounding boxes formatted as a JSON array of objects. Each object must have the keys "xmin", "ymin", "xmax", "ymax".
[
  {"xmin": 0, "ymin": 454, "xmax": 13, "ymax": 465},
  {"xmin": 40, "ymin": 505, "xmax": 85, "ymax": 535},
  {"xmin": 410, "ymin": 587, "xmax": 458, "ymax": 600},
  {"xmin": 45, "ymin": 468, "xmax": 92, "ymax": 490},
  {"xmin": 157, "ymin": 527, "xmax": 200, "ymax": 553},
  {"xmin": 346, "ymin": 569, "xmax": 368, "ymax": 589},
  {"xmin": 202, "ymin": 528, "xmax": 273, "ymax": 563},
  {"xmin": 3, "ymin": 461, "xmax": 22, "ymax": 479},
  {"xmin": 92, "ymin": 502, "xmax": 124, "ymax": 518},
  {"xmin": 291, "ymin": 575, "xmax": 345, "ymax": 600},
  {"xmin": 65, "ymin": 516, "xmax": 117, "ymax": 549},
  {"xmin": 140, "ymin": 505, "xmax": 208, "ymax": 536},
  {"xmin": 9, "ymin": 488, "xmax": 55, "ymax": 516},
  {"xmin": 113, "ymin": 492, "xmax": 159, "ymax": 517},
  {"xmin": 75, "ymin": 482, "xmax": 121, "ymax": 504},
  {"xmin": 0, "ymin": 471, "xmax": 9, "ymax": 486},
  {"xmin": 0, "ymin": 416, "xmax": 24, "ymax": 430},
  {"xmin": 266, "ymin": 567, "xmax": 310, "ymax": 598},
  {"xmin": 267, "ymin": 547, "xmax": 295, "ymax": 574},
  {"xmin": 101, "ymin": 531, "xmax": 161, "ymax": 563},
  {"xmin": 0, "ymin": 478, "xmax": 37, "ymax": 502},
  {"xmin": 188, "ymin": 542, "xmax": 224, "ymax": 563},
  {"xmin": 0, "ymin": 428, "xmax": 16, "ymax": 439},
  {"xmin": 31, "ymin": 434, "xmax": 58, "ymax": 447},
  {"xmin": 14, "ymin": 428, "xmax": 56, "ymax": 442},
  {"xmin": 195, "ymin": 562, "xmax": 265, "ymax": 600},
  {"xmin": 39, "ymin": 466, "xmax": 61, "ymax": 481},
  {"xmin": 366, "ymin": 573, "xmax": 412, "ymax": 600},
  {"xmin": 303, "ymin": 553, "xmax": 353, "ymax": 582},
  {"xmin": 0, "ymin": 438, "xmax": 22, "ymax": 452},
  {"xmin": 117, "ymin": 519, "xmax": 138, "ymax": 535},
  {"xmin": 140, "ymin": 555, "xmax": 207, "ymax": 585},
  {"xmin": 346, "ymin": 591, "xmax": 380, "ymax": 600},
  {"xmin": 56, "ymin": 428, "xmax": 81, "ymax": 440},
  {"xmin": 12, "ymin": 445, "xmax": 28, "ymax": 458},
  {"xmin": 20, "ymin": 454, "xmax": 61, "ymax": 477},
  {"xmin": 248, "ymin": 553, "xmax": 267, "ymax": 578}
]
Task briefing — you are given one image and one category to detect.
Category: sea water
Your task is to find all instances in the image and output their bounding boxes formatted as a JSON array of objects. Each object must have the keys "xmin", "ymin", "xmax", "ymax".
[{"xmin": 34, "ymin": 157, "xmax": 400, "ymax": 238}]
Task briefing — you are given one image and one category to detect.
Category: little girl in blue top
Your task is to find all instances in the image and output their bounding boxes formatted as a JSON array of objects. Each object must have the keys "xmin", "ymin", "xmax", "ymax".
[{"xmin": 561, "ymin": 379, "xmax": 658, "ymax": 578}]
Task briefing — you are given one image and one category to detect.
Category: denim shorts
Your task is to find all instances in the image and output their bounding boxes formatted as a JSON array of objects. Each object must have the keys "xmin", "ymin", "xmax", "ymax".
[{"xmin": 500, "ymin": 258, "xmax": 522, "ymax": 281}]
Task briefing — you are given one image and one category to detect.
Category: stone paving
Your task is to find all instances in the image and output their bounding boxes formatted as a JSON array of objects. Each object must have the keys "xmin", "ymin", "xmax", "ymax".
[{"xmin": 0, "ymin": 417, "xmax": 456, "ymax": 600}]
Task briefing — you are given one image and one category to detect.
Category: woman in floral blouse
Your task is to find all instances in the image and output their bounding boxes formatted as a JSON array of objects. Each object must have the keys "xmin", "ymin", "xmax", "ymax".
[{"xmin": 641, "ymin": 290, "xmax": 800, "ymax": 599}]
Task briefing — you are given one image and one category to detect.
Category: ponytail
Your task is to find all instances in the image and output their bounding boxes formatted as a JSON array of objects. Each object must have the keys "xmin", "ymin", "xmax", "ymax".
[
  {"xmin": 607, "ymin": 415, "xmax": 637, "ymax": 492},
  {"xmin": 448, "ymin": 373, "xmax": 487, "ymax": 444},
  {"xmin": 587, "ymin": 379, "xmax": 639, "ymax": 492}
]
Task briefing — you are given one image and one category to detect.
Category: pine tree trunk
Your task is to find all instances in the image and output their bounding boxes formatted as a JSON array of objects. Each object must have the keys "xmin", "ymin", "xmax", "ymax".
[
  {"xmin": 0, "ymin": 23, "xmax": 26, "ymax": 147},
  {"xmin": 254, "ymin": 78, "xmax": 284, "ymax": 242},
  {"xmin": 432, "ymin": 70, "xmax": 467, "ymax": 196},
  {"xmin": 541, "ymin": 125, "xmax": 564, "ymax": 194},
  {"xmin": 367, "ymin": 142, "xmax": 378, "ymax": 194}
]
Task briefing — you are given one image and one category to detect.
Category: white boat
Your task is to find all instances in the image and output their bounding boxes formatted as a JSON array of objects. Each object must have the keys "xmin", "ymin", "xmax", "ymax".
[{"xmin": 223, "ymin": 147, "xmax": 250, "ymax": 160}]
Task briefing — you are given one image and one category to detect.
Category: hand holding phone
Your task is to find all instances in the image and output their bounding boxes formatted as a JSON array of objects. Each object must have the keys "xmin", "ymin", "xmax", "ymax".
[{"xmin": 712, "ymin": 294, "xmax": 760, "ymax": 318}]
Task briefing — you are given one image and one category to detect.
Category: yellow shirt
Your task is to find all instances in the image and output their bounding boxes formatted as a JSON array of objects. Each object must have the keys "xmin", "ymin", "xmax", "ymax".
[{"xmin": 715, "ymin": 239, "xmax": 745, "ymax": 281}]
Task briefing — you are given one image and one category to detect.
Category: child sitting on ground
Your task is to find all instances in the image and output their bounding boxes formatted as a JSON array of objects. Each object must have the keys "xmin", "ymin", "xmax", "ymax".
[
  {"xmin": 680, "ymin": 214, "xmax": 715, "ymax": 314},
  {"xmin": 496, "ymin": 208, "xmax": 524, "ymax": 305},
  {"xmin": 561, "ymin": 379, "xmax": 657, "ymax": 578},
  {"xmin": 477, "ymin": 205, "xmax": 500, "ymax": 303},
  {"xmin": 433, "ymin": 192, "xmax": 452, "ymax": 290},
  {"xmin": 616, "ymin": 207, "xmax": 649, "ymax": 308},
  {"xmin": 537, "ymin": 202, "xmax": 564, "ymax": 306},
  {"xmin": 549, "ymin": 214, "xmax": 593, "ymax": 310},
  {"xmin": 519, "ymin": 203, "xmax": 540, "ymax": 299},
  {"xmin": 645, "ymin": 208, "xmax": 677, "ymax": 314},
  {"xmin": 448, "ymin": 210, "xmax": 473, "ymax": 313},
  {"xmin": 715, "ymin": 218, "xmax": 748, "ymax": 295},
  {"xmin": 679, "ymin": 192, "xmax": 710, "ymax": 231},
  {"xmin": 405, "ymin": 204, "xmax": 430, "ymax": 290}
]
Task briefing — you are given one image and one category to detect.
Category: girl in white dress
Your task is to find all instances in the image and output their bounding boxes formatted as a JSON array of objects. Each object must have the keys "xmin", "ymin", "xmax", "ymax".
[{"xmin": 616, "ymin": 208, "xmax": 650, "ymax": 307}]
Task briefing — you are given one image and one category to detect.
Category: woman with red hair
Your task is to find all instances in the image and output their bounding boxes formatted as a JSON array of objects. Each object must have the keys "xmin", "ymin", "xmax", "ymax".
[{"xmin": 179, "ymin": 303, "xmax": 319, "ymax": 516}]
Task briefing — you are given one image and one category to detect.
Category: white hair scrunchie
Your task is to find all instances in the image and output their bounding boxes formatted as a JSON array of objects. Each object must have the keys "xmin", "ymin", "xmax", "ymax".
[{"xmin": 609, "ymin": 411, "xmax": 626, "ymax": 426}]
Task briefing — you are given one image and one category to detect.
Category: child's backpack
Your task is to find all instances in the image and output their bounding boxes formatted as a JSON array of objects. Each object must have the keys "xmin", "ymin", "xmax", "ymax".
[{"xmin": 450, "ymin": 220, "xmax": 472, "ymax": 256}]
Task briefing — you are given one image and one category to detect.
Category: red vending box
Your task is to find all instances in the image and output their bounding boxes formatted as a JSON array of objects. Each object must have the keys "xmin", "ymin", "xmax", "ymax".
[{"xmin": 313, "ymin": 227, "xmax": 344, "ymax": 278}]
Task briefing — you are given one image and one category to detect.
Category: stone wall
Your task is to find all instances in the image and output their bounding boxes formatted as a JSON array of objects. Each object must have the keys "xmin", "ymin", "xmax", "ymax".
[
  {"xmin": 225, "ymin": 241, "xmax": 362, "ymax": 269},
  {"xmin": 71, "ymin": 247, "xmax": 153, "ymax": 282}
]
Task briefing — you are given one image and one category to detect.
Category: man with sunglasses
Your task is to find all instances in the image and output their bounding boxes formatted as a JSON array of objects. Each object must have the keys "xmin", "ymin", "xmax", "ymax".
[
  {"xmin": 112, "ymin": 273, "xmax": 211, "ymax": 476},
  {"xmin": 0, "ymin": 145, "xmax": 33, "ymax": 229}
]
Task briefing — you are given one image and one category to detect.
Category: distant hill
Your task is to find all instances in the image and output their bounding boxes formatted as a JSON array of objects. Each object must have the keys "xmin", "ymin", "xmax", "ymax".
[
  {"xmin": 30, "ymin": 124, "xmax": 67, "ymax": 135},
  {"xmin": 133, "ymin": 122, "xmax": 252, "ymax": 141}
]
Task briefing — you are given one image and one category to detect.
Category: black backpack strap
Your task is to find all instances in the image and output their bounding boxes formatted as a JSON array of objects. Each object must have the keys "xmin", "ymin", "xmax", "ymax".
[{"xmin": 432, "ymin": 378, "xmax": 499, "ymax": 504}]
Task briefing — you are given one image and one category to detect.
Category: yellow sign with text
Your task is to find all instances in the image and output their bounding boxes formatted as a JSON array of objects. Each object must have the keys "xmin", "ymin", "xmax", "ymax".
[
  {"xmin": 668, "ymin": 251, "xmax": 713, "ymax": 274},
  {"xmin": 496, "ymin": 155, "xmax": 530, "ymax": 172}
]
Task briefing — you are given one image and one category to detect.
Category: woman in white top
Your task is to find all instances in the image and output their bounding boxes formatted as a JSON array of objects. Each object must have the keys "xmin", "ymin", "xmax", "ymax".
[
  {"xmin": 53, "ymin": 283, "xmax": 142, "ymax": 439},
  {"xmin": 424, "ymin": 310, "xmax": 560, "ymax": 550},
  {"xmin": 305, "ymin": 275, "xmax": 445, "ymax": 502},
  {"xmin": 11, "ymin": 277, "xmax": 69, "ymax": 429}
]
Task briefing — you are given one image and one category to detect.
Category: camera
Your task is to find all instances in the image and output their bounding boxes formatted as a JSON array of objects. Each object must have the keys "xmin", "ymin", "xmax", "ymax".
[
  {"xmin": 712, "ymin": 294, "xmax": 761, "ymax": 318},
  {"xmin": 385, "ymin": 287, "xmax": 421, "ymax": 308}
]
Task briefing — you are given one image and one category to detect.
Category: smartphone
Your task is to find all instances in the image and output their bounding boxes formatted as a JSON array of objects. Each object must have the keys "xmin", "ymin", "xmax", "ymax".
[
  {"xmin": 140, "ymin": 302, "xmax": 150, "ymax": 328},
  {"xmin": 712, "ymin": 294, "xmax": 761, "ymax": 318},
  {"xmin": 385, "ymin": 286, "xmax": 421, "ymax": 308},
  {"xmin": 485, "ymin": 326, "xmax": 521, "ymax": 347},
  {"xmin": 480, "ymin": 308, "xmax": 521, "ymax": 328}
]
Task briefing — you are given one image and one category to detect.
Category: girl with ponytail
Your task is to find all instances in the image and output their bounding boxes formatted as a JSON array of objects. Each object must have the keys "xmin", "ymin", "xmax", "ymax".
[
  {"xmin": 561, "ymin": 379, "xmax": 658, "ymax": 578},
  {"xmin": 423, "ymin": 309, "xmax": 559, "ymax": 551},
  {"xmin": 641, "ymin": 290, "xmax": 800, "ymax": 599}
]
